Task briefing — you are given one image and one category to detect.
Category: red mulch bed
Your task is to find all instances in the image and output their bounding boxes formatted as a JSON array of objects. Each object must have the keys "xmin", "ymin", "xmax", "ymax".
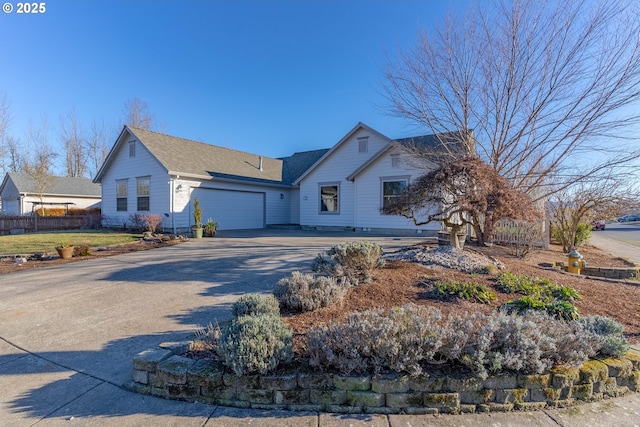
[{"xmin": 281, "ymin": 243, "xmax": 640, "ymax": 345}]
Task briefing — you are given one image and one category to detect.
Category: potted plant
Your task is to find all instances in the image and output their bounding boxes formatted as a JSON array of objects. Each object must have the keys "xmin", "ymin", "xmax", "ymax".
[
  {"xmin": 192, "ymin": 198, "xmax": 203, "ymax": 238},
  {"xmin": 204, "ymin": 218, "xmax": 218, "ymax": 237},
  {"xmin": 56, "ymin": 243, "xmax": 74, "ymax": 259}
]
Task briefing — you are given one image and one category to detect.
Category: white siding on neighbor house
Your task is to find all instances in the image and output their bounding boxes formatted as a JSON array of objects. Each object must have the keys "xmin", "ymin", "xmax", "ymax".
[
  {"xmin": 299, "ymin": 127, "xmax": 390, "ymax": 228},
  {"xmin": 354, "ymin": 149, "xmax": 440, "ymax": 231},
  {"xmin": 22, "ymin": 195, "xmax": 101, "ymax": 213},
  {"xmin": 1, "ymin": 177, "xmax": 101, "ymax": 215},
  {"xmin": 2, "ymin": 199, "xmax": 19, "ymax": 215},
  {"xmin": 100, "ymin": 137, "xmax": 169, "ymax": 226},
  {"xmin": 0, "ymin": 179, "xmax": 20, "ymax": 214}
]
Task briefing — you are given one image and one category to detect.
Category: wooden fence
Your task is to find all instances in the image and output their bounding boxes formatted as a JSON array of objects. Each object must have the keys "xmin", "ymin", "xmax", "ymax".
[
  {"xmin": 492, "ymin": 218, "xmax": 550, "ymax": 251},
  {"xmin": 0, "ymin": 215, "xmax": 100, "ymax": 235}
]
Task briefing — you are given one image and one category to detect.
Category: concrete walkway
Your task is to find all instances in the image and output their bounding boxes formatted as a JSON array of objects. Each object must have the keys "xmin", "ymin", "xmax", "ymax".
[{"xmin": 1, "ymin": 229, "xmax": 640, "ymax": 426}]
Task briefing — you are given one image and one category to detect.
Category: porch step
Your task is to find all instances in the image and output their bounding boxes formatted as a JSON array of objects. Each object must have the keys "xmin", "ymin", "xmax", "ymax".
[{"xmin": 266, "ymin": 224, "xmax": 302, "ymax": 230}]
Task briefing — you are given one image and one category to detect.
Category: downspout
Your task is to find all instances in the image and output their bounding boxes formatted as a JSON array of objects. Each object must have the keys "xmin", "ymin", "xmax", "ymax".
[
  {"xmin": 171, "ymin": 178, "xmax": 176, "ymax": 234},
  {"xmin": 353, "ymin": 179, "xmax": 357, "ymax": 231}
]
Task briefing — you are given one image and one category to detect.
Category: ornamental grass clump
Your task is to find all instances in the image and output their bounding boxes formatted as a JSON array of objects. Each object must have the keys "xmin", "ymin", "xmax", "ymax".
[
  {"xmin": 231, "ymin": 293, "xmax": 280, "ymax": 318},
  {"xmin": 307, "ymin": 303, "xmax": 442, "ymax": 376},
  {"xmin": 312, "ymin": 241, "xmax": 384, "ymax": 285},
  {"xmin": 218, "ymin": 314, "xmax": 293, "ymax": 376},
  {"xmin": 274, "ymin": 271, "xmax": 348, "ymax": 312}
]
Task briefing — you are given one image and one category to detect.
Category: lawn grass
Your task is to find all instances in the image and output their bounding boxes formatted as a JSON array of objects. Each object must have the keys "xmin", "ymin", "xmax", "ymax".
[{"xmin": 0, "ymin": 230, "xmax": 142, "ymax": 255}]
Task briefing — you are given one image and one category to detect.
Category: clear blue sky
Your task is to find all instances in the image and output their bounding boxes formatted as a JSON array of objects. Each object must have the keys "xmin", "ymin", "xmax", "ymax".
[{"xmin": 0, "ymin": 0, "xmax": 460, "ymax": 172}]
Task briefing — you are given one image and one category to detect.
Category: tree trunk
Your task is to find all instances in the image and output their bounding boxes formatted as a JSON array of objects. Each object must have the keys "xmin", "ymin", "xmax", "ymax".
[{"xmin": 449, "ymin": 224, "xmax": 463, "ymax": 250}]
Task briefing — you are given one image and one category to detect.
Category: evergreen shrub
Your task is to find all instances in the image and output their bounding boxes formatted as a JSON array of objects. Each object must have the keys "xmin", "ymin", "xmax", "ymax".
[
  {"xmin": 307, "ymin": 304, "xmax": 442, "ymax": 376},
  {"xmin": 218, "ymin": 314, "xmax": 293, "ymax": 376},
  {"xmin": 274, "ymin": 271, "xmax": 348, "ymax": 312},
  {"xmin": 579, "ymin": 315, "xmax": 629, "ymax": 357},
  {"xmin": 231, "ymin": 293, "xmax": 280, "ymax": 318},
  {"xmin": 312, "ymin": 241, "xmax": 384, "ymax": 285},
  {"xmin": 307, "ymin": 303, "xmax": 612, "ymax": 379}
]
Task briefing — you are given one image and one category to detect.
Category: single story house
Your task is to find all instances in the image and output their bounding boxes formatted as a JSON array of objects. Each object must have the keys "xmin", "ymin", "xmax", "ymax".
[
  {"xmin": 94, "ymin": 122, "xmax": 451, "ymax": 234},
  {"xmin": 0, "ymin": 172, "xmax": 101, "ymax": 215}
]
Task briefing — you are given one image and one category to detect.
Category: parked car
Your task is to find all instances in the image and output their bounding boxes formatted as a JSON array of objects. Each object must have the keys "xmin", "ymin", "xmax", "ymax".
[
  {"xmin": 591, "ymin": 219, "xmax": 606, "ymax": 230},
  {"xmin": 617, "ymin": 215, "xmax": 640, "ymax": 222}
]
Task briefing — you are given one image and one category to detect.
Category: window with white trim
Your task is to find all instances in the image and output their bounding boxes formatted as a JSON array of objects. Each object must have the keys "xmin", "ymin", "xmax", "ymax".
[
  {"xmin": 129, "ymin": 141, "xmax": 136, "ymax": 157},
  {"xmin": 358, "ymin": 136, "xmax": 368, "ymax": 153},
  {"xmin": 320, "ymin": 184, "xmax": 339, "ymax": 213},
  {"xmin": 382, "ymin": 179, "xmax": 408, "ymax": 211},
  {"xmin": 137, "ymin": 176, "xmax": 150, "ymax": 211},
  {"xmin": 116, "ymin": 179, "xmax": 128, "ymax": 211}
]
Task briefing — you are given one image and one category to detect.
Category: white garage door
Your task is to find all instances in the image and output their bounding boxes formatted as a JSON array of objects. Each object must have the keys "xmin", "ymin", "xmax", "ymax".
[{"xmin": 192, "ymin": 188, "xmax": 264, "ymax": 230}]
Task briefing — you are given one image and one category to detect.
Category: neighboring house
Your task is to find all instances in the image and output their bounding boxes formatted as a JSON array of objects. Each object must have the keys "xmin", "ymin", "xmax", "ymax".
[
  {"xmin": 0, "ymin": 172, "xmax": 102, "ymax": 215},
  {"xmin": 94, "ymin": 123, "xmax": 453, "ymax": 234}
]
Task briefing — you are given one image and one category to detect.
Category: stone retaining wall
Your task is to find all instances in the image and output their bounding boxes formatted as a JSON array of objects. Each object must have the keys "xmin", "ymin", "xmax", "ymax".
[
  {"xmin": 554, "ymin": 262, "xmax": 639, "ymax": 280},
  {"xmin": 126, "ymin": 343, "xmax": 640, "ymax": 414},
  {"xmin": 581, "ymin": 266, "xmax": 639, "ymax": 280}
]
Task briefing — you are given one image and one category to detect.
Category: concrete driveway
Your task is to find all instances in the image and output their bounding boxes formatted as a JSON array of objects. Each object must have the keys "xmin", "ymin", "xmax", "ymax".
[
  {"xmin": 0, "ymin": 230, "xmax": 429, "ymax": 426},
  {"xmin": 2, "ymin": 229, "xmax": 640, "ymax": 426}
]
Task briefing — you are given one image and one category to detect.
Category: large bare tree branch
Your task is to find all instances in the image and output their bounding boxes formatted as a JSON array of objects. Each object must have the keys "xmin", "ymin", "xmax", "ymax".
[{"xmin": 383, "ymin": 0, "xmax": 640, "ymax": 198}]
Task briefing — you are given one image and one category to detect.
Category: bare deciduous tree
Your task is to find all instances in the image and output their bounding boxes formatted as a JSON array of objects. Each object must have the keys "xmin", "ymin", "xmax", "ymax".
[
  {"xmin": 123, "ymin": 97, "xmax": 155, "ymax": 130},
  {"xmin": 0, "ymin": 92, "xmax": 10, "ymax": 175},
  {"xmin": 60, "ymin": 108, "xmax": 87, "ymax": 178},
  {"xmin": 383, "ymin": 0, "xmax": 640, "ymax": 198},
  {"xmin": 5, "ymin": 136, "xmax": 22, "ymax": 173},
  {"xmin": 383, "ymin": 157, "xmax": 540, "ymax": 248},
  {"xmin": 22, "ymin": 118, "xmax": 56, "ymax": 215},
  {"xmin": 86, "ymin": 119, "xmax": 109, "ymax": 179},
  {"xmin": 550, "ymin": 178, "xmax": 640, "ymax": 251}
]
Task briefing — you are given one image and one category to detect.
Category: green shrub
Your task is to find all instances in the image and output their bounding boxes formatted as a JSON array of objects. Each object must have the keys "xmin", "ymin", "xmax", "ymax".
[
  {"xmin": 505, "ymin": 296, "xmax": 580, "ymax": 320},
  {"xmin": 312, "ymin": 241, "xmax": 384, "ymax": 285},
  {"xmin": 506, "ymin": 295, "xmax": 548, "ymax": 311},
  {"xmin": 307, "ymin": 304, "xmax": 442, "ymax": 376},
  {"xmin": 551, "ymin": 222, "xmax": 592, "ymax": 249},
  {"xmin": 274, "ymin": 271, "xmax": 348, "ymax": 312},
  {"xmin": 547, "ymin": 284, "xmax": 582, "ymax": 301},
  {"xmin": 218, "ymin": 314, "xmax": 293, "ymax": 376},
  {"xmin": 579, "ymin": 315, "xmax": 629, "ymax": 357},
  {"xmin": 231, "ymin": 294, "xmax": 280, "ymax": 318},
  {"xmin": 433, "ymin": 281, "xmax": 497, "ymax": 304},
  {"xmin": 496, "ymin": 272, "xmax": 544, "ymax": 296},
  {"xmin": 546, "ymin": 300, "xmax": 580, "ymax": 321},
  {"xmin": 497, "ymin": 272, "xmax": 581, "ymax": 320}
]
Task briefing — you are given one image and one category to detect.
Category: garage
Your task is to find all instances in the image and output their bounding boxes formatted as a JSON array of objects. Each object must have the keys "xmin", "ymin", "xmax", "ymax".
[{"xmin": 191, "ymin": 188, "xmax": 265, "ymax": 230}]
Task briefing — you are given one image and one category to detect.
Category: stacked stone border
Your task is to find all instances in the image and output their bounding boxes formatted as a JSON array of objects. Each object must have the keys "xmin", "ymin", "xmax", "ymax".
[
  {"xmin": 125, "ymin": 342, "xmax": 640, "ymax": 414},
  {"xmin": 553, "ymin": 262, "xmax": 639, "ymax": 280}
]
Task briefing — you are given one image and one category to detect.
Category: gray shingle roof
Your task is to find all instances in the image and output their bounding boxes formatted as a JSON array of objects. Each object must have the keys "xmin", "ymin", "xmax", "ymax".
[
  {"xmin": 394, "ymin": 130, "xmax": 475, "ymax": 159},
  {"xmin": 127, "ymin": 127, "xmax": 284, "ymax": 182},
  {"xmin": 280, "ymin": 149, "xmax": 330, "ymax": 184},
  {"xmin": 6, "ymin": 172, "xmax": 101, "ymax": 196}
]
